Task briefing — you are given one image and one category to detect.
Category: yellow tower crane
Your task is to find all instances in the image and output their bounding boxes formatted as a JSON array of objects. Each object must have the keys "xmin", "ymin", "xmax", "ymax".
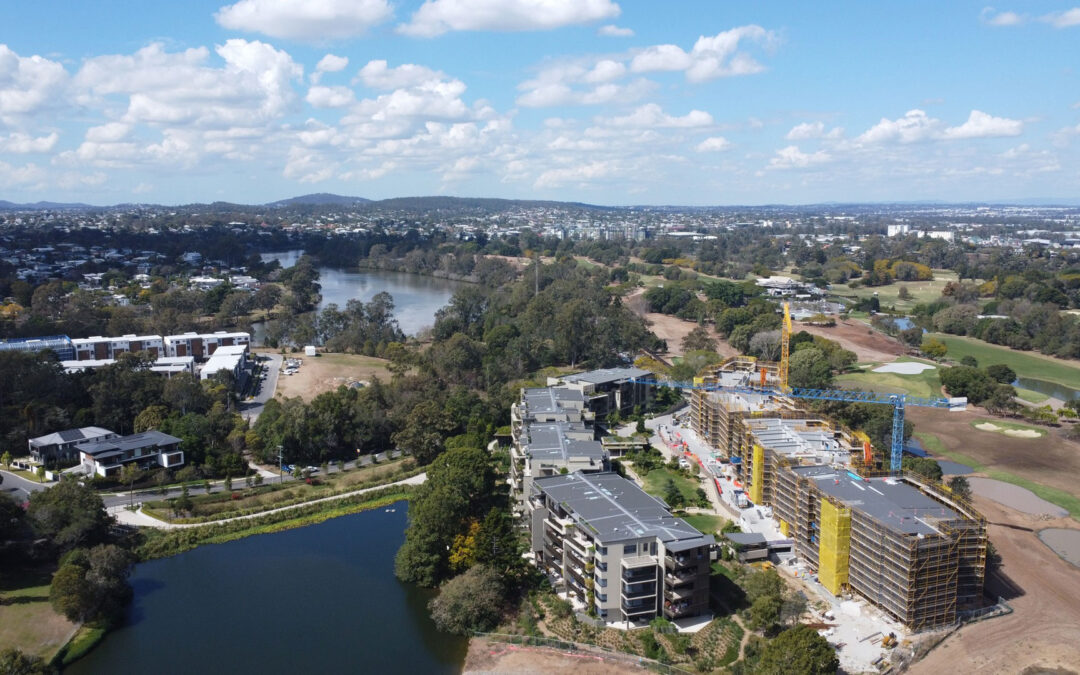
[{"xmin": 780, "ymin": 301, "xmax": 792, "ymax": 392}]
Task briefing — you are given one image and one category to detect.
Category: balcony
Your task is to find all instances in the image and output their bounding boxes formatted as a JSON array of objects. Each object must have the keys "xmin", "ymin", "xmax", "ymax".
[
  {"xmin": 664, "ymin": 601, "xmax": 695, "ymax": 619},
  {"xmin": 664, "ymin": 585, "xmax": 694, "ymax": 602},
  {"xmin": 665, "ymin": 553, "xmax": 697, "ymax": 571},
  {"xmin": 545, "ymin": 515, "xmax": 575, "ymax": 535},
  {"xmin": 665, "ymin": 570, "xmax": 695, "ymax": 587}
]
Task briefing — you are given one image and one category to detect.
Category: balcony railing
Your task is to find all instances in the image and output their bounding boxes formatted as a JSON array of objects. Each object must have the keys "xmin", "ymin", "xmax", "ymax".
[{"xmin": 664, "ymin": 586, "xmax": 693, "ymax": 602}]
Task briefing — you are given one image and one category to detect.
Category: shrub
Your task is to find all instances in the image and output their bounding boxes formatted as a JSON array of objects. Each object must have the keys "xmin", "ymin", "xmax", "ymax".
[{"xmin": 428, "ymin": 565, "xmax": 506, "ymax": 635}]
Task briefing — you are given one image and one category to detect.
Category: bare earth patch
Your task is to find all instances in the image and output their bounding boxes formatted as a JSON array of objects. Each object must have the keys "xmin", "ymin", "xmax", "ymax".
[
  {"xmin": 911, "ymin": 498, "xmax": 1080, "ymax": 674},
  {"xmin": 271, "ymin": 352, "xmax": 393, "ymax": 401},
  {"xmin": 1038, "ymin": 528, "xmax": 1080, "ymax": 569},
  {"xmin": 463, "ymin": 637, "xmax": 647, "ymax": 674},
  {"xmin": 625, "ymin": 288, "xmax": 734, "ymax": 359},
  {"xmin": 797, "ymin": 319, "xmax": 905, "ymax": 362}
]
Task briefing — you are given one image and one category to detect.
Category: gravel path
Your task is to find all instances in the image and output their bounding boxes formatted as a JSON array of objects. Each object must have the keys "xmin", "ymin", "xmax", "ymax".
[{"xmin": 968, "ymin": 477, "xmax": 1067, "ymax": 517}]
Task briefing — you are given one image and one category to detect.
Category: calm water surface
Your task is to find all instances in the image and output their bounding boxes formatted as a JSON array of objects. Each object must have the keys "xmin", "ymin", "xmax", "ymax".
[
  {"xmin": 259, "ymin": 250, "xmax": 467, "ymax": 336},
  {"xmin": 68, "ymin": 504, "xmax": 467, "ymax": 675}
]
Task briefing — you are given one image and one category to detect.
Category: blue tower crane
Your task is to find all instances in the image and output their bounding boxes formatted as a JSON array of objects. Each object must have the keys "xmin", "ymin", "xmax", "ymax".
[{"xmin": 629, "ymin": 377, "xmax": 966, "ymax": 472}]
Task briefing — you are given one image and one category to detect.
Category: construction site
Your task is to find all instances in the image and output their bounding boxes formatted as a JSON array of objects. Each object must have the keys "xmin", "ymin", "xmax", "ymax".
[{"xmin": 673, "ymin": 305, "xmax": 989, "ymax": 632}]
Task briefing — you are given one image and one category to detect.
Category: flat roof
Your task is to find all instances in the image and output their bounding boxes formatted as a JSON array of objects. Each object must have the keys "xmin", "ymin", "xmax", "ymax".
[
  {"xmin": 792, "ymin": 465, "xmax": 962, "ymax": 536},
  {"xmin": 523, "ymin": 422, "xmax": 606, "ymax": 464},
  {"xmin": 746, "ymin": 418, "xmax": 852, "ymax": 459},
  {"xmin": 521, "ymin": 387, "xmax": 585, "ymax": 415},
  {"xmin": 560, "ymin": 367, "xmax": 651, "ymax": 385},
  {"xmin": 534, "ymin": 472, "xmax": 714, "ymax": 548}
]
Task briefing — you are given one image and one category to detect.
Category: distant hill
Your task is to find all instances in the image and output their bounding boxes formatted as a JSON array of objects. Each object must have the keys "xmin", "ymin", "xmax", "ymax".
[
  {"xmin": 267, "ymin": 193, "xmax": 372, "ymax": 207},
  {"xmin": 369, "ymin": 195, "xmax": 611, "ymax": 211},
  {"xmin": 0, "ymin": 199, "xmax": 95, "ymax": 210}
]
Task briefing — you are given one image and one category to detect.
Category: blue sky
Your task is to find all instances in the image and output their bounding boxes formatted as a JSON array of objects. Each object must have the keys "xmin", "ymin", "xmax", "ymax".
[{"xmin": 0, "ymin": 0, "xmax": 1077, "ymax": 205}]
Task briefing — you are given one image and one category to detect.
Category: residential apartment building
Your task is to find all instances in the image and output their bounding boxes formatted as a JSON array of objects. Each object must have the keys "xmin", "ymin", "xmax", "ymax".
[
  {"xmin": 72, "ymin": 334, "xmax": 164, "ymax": 360},
  {"xmin": 28, "ymin": 427, "xmax": 119, "ymax": 464},
  {"xmin": 529, "ymin": 471, "xmax": 713, "ymax": 623},
  {"xmin": 200, "ymin": 343, "xmax": 249, "ymax": 381},
  {"xmin": 164, "ymin": 331, "xmax": 250, "ymax": 358},
  {"xmin": 79, "ymin": 430, "xmax": 185, "ymax": 477},
  {"xmin": 547, "ymin": 367, "xmax": 653, "ymax": 418}
]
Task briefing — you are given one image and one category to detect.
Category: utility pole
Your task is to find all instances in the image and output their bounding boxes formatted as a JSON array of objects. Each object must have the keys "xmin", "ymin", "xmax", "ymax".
[
  {"xmin": 534, "ymin": 251, "xmax": 539, "ymax": 298},
  {"xmin": 278, "ymin": 445, "xmax": 283, "ymax": 484}
]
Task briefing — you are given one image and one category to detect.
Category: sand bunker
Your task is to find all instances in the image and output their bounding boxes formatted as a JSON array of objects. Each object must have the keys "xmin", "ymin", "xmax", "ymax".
[
  {"xmin": 974, "ymin": 422, "xmax": 1042, "ymax": 438},
  {"xmin": 1038, "ymin": 528, "xmax": 1080, "ymax": 569},
  {"xmin": 872, "ymin": 362, "xmax": 936, "ymax": 375},
  {"xmin": 969, "ymin": 477, "xmax": 1068, "ymax": 517}
]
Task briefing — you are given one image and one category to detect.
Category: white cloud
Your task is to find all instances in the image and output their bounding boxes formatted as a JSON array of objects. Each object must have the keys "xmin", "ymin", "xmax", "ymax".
[
  {"xmin": 601, "ymin": 103, "xmax": 712, "ymax": 128},
  {"xmin": 0, "ymin": 160, "xmax": 46, "ymax": 186},
  {"xmin": 629, "ymin": 25, "xmax": 775, "ymax": 82},
  {"xmin": 767, "ymin": 145, "xmax": 831, "ymax": 170},
  {"xmin": 598, "ymin": 24, "xmax": 633, "ymax": 37},
  {"xmin": 1042, "ymin": 7, "xmax": 1080, "ymax": 27},
  {"xmin": 583, "ymin": 59, "xmax": 626, "ymax": 83},
  {"xmin": 0, "ymin": 131, "xmax": 59, "ymax": 153},
  {"xmin": 535, "ymin": 160, "xmax": 616, "ymax": 188},
  {"xmin": 0, "ymin": 45, "xmax": 69, "ymax": 122},
  {"xmin": 399, "ymin": 0, "xmax": 620, "ymax": 37},
  {"xmin": 980, "ymin": 7, "xmax": 1026, "ymax": 25},
  {"xmin": 785, "ymin": 121, "xmax": 843, "ymax": 141},
  {"xmin": 857, "ymin": 109, "xmax": 942, "ymax": 144},
  {"xmin": 215, "ymin": 0, "xmax": 392, "ymax": 41},
  {"xmin": 356, "ymin": 60, "xmax": 447, "ymax": 89},
  {"xmin": 942, "ymin": 110, "xmax": 1023, "ymax": 139},
  {"xmin": 85, "ymin": 123, "xmax": 131, "ymax": 143},
  {"xmin": 311, "ymin": 53, "xmax": 348, "ymax": 83},
  {"xmin": 696, "ymin": 136, "xmax": 731, "ymax": 152},
  {"xmin": 306, "ymin": 85, "xmax": 355, "ymax": 108}
]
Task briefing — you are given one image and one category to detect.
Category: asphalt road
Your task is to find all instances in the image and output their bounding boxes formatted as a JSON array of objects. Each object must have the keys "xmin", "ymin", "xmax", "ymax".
[
  {"xmin": 238, "ymin": 352, "xmax": 282, "ymax": 422},
  {"xmin": 1, "ymin": 469, "xmax": 47, "ymax": 504}
]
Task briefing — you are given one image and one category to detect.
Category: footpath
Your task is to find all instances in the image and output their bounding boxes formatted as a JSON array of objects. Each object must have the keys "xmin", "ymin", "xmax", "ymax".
[{"xmin": 108, "ymin": 472, "xmax": 425, "ymax": 529}]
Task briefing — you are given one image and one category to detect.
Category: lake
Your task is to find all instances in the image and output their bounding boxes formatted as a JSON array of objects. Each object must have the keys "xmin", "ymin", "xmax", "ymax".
[
  {"xmin": 1014, "ymin": 376, "xmax": 1080, "ymax": 401},
  {"xmin": 68, "ymin": 504, "xmax": 467, "ymax": 675},
  {"xmin": 259, "ymin": 250, "xmax": 467, "ymax": 337}
]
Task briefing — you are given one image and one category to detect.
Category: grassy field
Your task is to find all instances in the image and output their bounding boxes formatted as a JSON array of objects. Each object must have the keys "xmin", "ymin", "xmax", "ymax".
[
  {"xmin": 641, "ymin": 467, "xmax": 702, "ymax": 505},
  {"xmin": 835, "ymin": 357, "xmax": 942, "ymax": 398},
  {"xmin": 926, "ymin": 333, "xmax": 1080, "ymax": 390},
  {"xmin": 1014, "ymin": 387, "xmax": 1051, "ymax": 404},
  {"xmin": 914, "ymin": 432, "xmax": 1080, "ymax": 521},
  {"xmin": 969, "ymin": 418, "xmax": 1047, "ymax": 438},
  {"xmin": 681, "ymin": 513, "xmax": 729, "ymax": 536},
  {"xmin": 832, "ymin": 270, "xmax": 960, "ymax": 312},
  {"xmin": 0, "ymin": 568, "xmax": 76, "ymax": 662}
]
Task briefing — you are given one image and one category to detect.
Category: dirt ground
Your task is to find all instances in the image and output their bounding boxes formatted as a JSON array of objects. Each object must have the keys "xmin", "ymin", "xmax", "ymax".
[
  {"xmin": 908, "ymin": 407, "xmax": 1080, "ymax": 501},
  {"xmin": 796, "ymin": 318, "xmax": 906, "ymax": 362},
  {"xmin": 911, "ymin": 497, "xmax": 1080, "ymax": 674},
  {"xmin": 269, "ymin": 351, "xmax": 393, "ymax": 401},
  {"xmin": 626, "ymin": 288, "xmax": 735, "ymax": 359},
  {"xmin": 463, "ymin": 638, "xmax": 648, "ymax": 674}
]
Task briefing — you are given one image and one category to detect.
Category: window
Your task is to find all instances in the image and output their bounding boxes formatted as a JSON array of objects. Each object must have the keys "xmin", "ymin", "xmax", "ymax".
[
  {"xmin": 597, "ymin": 546, "xmax": 607, "ymax": 555},
  {"xmin": 596, "ymin": 593, "xmax": 607, "ymax": 602},
  {"xmin": 623, "ymin": 544, "xmax": 637, "ymax": 554}
]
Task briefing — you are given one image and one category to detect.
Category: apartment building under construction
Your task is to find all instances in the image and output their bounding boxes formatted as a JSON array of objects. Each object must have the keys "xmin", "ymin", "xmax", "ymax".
[{"xmin": 771, "ymin": 464, "xmax": 986, "ymax": 629}]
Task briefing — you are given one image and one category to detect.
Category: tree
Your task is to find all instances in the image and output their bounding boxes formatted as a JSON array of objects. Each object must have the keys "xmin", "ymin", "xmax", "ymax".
[
  {"xmin": 920, "ymin": 338, "xmax": 947, "ymax": 359},
  {"xmin": 948, "ymin": 475, "xmax": 972, "ymax": 501},
  {"xmin": 0, "ymin": 648, "xmax": 47, "ymax": 675},
  {"xmin": 986, "ymin": 364, "xmax": 1017, "ymax": 384},
  {"xmin": 681, "ymin": 325, "xmax": 717, "ymax": 353},
  {"xmin": 27, "ymin": 479, "xmax": 111, "ymax": 553},
  {"xmin": 427, "ymin": 565, "xmax": 505, "ymax": 635},
  {"xmin": 392, "ymin": 399, "xmax": 457, "ymax": 465},
  {"xmin": 902, "ymin": 456, "xmax": 943, "ymax": 482},
  {"xmin": 788, "ymin": 348, "xmax": 833, "ymax": 388},
  {"xmin": 120, "ymin": 463, "xmax": 144, "ymax": 509},
  {"xmin": 897, "ymin": 286, "xmax": 912, "ymax": 300},
  {"xmin": 663, "ymin": 478, "xmax": 685, "ymax": 508},
  {"xmin": 174, "ymin": 484, "xmax": 193, "ymax": 515},
  {"xmin": 1, "ymin": 451, "xmax": 11, "ymax": 468},
  {"xmin": 754, "ymin": 625, "xmax": 839, "ymax": 675},
  {"xmin": 748, "ymin": 593, "xmax": 783, "ymax": 632},
  {"xmin": 50, "ymin": 544, "xmax": 135, "ymax": 624}
]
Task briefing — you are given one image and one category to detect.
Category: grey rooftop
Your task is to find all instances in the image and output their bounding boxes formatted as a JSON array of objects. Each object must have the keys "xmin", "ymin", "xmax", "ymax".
[{"xmin": 559, "ymin": 367, "xmax": 651, "ymax": 385}]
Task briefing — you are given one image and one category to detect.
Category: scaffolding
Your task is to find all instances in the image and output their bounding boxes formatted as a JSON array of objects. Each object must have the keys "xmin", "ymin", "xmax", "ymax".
[
  {"xmin": 749, "ymin": 444, "xmax": 765, "ymax": 504},
  {"xmin": 818, "ymin": 497, "xmax": 852, "ymax": 595}
]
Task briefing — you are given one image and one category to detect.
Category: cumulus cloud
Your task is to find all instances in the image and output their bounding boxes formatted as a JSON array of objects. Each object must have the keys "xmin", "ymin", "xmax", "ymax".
[
  {"xmin": 629, "ymin": 25, "xmax": 776, "ymax": 82},
  {"xmin": 215, "ymin": 0, "xmax": 392, "ymax": 41},
  {"xmin": 601, "ymin": 103, "xmax": 712, "ymax": 129},
  {"xmin": 516, "ymin": 58, "xmax": 652, "ymax": 107},
  {"xmin": 696, "ymin": 136, "xmax": 731, "ymax": 152},
  {"xmin": 857, "ymin": 109, "xmax": 942, "ymax": 144},
  {"xmin": 942, "ymin": 110, "xmax": 1023, "ymax": 139},
  {"xmin": 311, "ymin": 53, "xmax": 348, "ymax": 83},
  {"xmin": 980, "ymin": 7, "xmax": 1026, "ymax": 25},
  {"xmin": 598, "ymin": 24, "xmax": 633, "ymax": 37},
  {"xmin": 535, "ymin": 160, "xmax": 616, "ymax": 188},
  {"xmin": 400, "ymin": 0, "xmax": 619, "ymax": 37},
  {"xmin": 767, "ymin": 145, "xmax": 831, "ymax": 169},
  {"xmin": 306, "ymin": 85, "xmax": 355, "ymax": 108},
  {"xmin": 356, "ymin": 60, "xmax": 447, "ymax": 89},
  {"xmin": 1042, "ymin": 7, "xmax": 1080, "ymax": 27},
  {"xmin": 0, "ymin": 45, "xmax": 69, "ymax": 122},
  {"xmin": 0, "ymin": 131, "xmax": 59, "ymax": 153}
]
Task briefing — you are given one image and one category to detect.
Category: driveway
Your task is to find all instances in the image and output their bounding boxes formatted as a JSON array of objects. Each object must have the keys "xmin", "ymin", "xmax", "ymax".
[
  {"xmin": 1, "ymin": 469, "xmax": 48, "ymax": 504},
  {"xmin": 238, "ymin": 352, "xmax": 282, "ymax": 422}
]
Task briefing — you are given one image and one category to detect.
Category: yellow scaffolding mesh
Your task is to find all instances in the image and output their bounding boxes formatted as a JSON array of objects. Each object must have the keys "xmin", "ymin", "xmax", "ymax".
[
  {"xmin": 778, "ymin": 519, "xmax": 789, "ymax": 536},
  {"xmin": 818, "ymin": 498, "xmax": 852, "ymax": 595},
  {"xmin": 750, "ymin": 444, "xmax": 764, "ymax": 504}
]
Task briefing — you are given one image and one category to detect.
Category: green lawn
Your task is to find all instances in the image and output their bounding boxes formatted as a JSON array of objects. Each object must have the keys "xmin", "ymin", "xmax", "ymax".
[
  {"xmin": 832, "ymin": 271, "xmax": 960, "ymax": 312},
  {"xmin": 927, "ymin": 333, "xmax": 1080, "ymax": 390},
  {"xmin": 914, "ymin": 431, "xmax": 1080, "ymax": 521},
  {"xmin": 835, "ymin": 357, "xmax": 942, "ymax": 398},
  {"xmin": 641, "ymin": 467, "xmax": 701, "ymax": 506},
  {"xmin": 682, "ymin": 513, "xmax": 729, "ymax": 536},
  {"xmin": 1014, "ymin": 387, "xmax": 1051, "ymax": 404},
  {"xmin": 0, "ymin": 568, "xmax": 76, "ymax": 661}
]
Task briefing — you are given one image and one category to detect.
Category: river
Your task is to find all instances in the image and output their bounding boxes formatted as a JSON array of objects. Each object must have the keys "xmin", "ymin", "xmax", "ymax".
[
  {"xmin": 68, "ymin": 503, "xmax": 467, "ymax": 674},
  {"xmin": 258, "ymin": 250, "xmax": 467, "ymax": 338}
]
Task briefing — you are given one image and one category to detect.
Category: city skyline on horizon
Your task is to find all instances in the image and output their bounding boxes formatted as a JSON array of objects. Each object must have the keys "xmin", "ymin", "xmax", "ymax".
[{"xmin": 1, "ymin": 1, "xmax": 1078, "ymax": 206}]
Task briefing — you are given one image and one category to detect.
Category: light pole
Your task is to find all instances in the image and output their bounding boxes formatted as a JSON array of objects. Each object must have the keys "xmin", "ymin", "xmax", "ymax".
[{"xmin": 278, "ymin": 445, "xmax": 284, "ymax": 484}]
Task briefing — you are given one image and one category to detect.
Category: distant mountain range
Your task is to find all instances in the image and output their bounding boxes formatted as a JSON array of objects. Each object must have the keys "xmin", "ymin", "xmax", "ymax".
[{"xmin": 2, "ymin": 193, "xmax": 1080, "ymax": 212}]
